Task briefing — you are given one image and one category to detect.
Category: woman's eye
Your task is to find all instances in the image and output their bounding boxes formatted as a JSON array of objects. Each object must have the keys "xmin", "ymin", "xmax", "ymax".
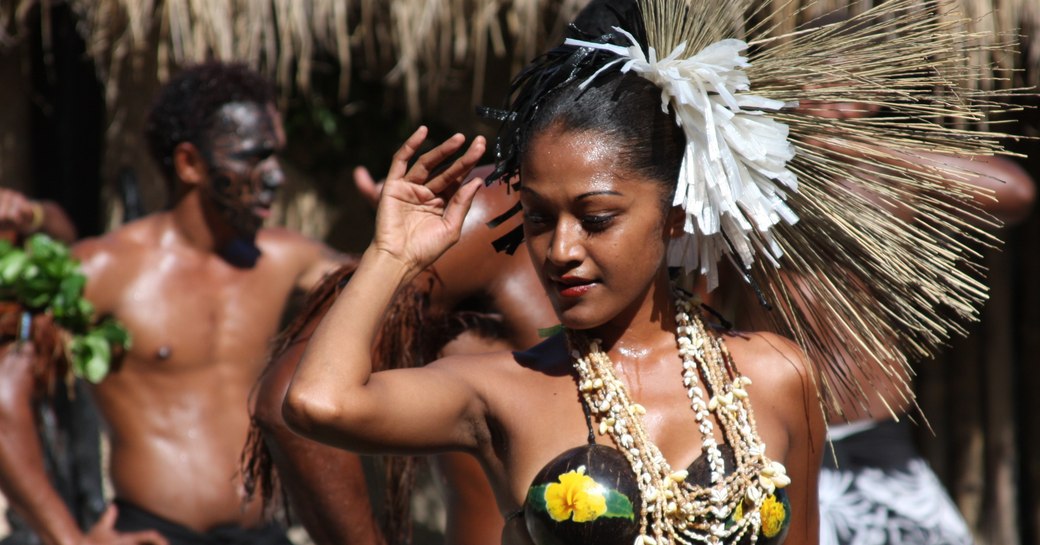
[
  {"xmin": 581, "ymin": 215, "xmax": 614, "ymax": 231},
  {"xmin": 523, "ymin": 212, "xmax": 548, "ymax": 224}
]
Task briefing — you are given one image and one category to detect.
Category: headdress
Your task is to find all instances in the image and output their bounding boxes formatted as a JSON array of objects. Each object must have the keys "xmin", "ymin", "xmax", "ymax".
[{"xmin": 487, "ymin": 0, "xmax": 1025, "ymax": 420}]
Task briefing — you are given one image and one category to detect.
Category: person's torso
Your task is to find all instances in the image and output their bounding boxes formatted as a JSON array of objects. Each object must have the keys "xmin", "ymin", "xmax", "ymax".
[
  {"xmin": 87, "ymin": 226, "xmax": 305, "ymax": 531},
  {"xmin": 470, "ymin": 335, "xmax": 792, "ymax": 545}
]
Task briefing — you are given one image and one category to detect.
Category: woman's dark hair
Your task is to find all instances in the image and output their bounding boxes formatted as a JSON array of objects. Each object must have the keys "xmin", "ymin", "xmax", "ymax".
[
  {"xmin": 483, "ymin": 4, "xmax": 684, "ymax": 252},
  {"xmin": 568, "ymin": 0, "xmax": 639, "ymax": 39},
  {"xmin": 145, "ymin": 61, "xmax": 276, "ymax": 186},
  {"xmin": 520, "ymin": 70, "xmax": 685, "ymax": 206}
]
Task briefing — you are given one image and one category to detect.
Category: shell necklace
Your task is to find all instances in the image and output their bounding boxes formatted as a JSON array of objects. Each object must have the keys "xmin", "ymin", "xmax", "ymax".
[{"xmin": 569, "ymin": 290, "xmax": 789, "ymax": 544}]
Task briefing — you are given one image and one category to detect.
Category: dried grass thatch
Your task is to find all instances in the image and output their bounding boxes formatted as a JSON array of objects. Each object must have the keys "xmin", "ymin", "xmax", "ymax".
[
  {"xmin": 1, "ymin": 0, "xmax": 1035, "ymax": 118},
  {"xmin": 1, "ymin": 0, "xmax": 590, "ymax": 118}
]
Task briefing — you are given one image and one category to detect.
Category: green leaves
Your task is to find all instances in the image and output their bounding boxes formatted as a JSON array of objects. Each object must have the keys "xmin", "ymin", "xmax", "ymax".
[
  {"xmin": 525, "ymin": 483, "xmax": 636, "ymax": 522},
  {"xmin": 1, "ymin": 234, "xmax": 131, "ymax": 383},
  {"xmin": 69, "ymin": 319, "xmax": 132, "ymax": 383},
  {"xmin": 69, "ymin": 332, "xmax": 112, "ymax": 383},
  {"xmin": 603, "ymin": 489, "xmax": 636, "ymax": 520}
]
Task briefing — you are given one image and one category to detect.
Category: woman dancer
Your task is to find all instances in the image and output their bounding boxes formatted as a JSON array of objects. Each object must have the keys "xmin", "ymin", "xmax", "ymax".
[
  {"xmin": 286, "ymin": 69, "xmax": 823, "ymax": 545},
  {"xmin": 284, "ymin": 0, "xmax": 1014, "ymax": 543}
]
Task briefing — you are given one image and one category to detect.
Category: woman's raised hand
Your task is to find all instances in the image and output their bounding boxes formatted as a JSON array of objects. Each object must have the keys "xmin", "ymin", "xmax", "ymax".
[{"xmin": 371, "ymin": 127, "xmax": 485, "ymax": 274}]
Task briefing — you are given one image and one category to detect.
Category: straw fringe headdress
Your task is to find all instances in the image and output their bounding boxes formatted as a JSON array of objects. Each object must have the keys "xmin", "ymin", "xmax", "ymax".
[{"xmin": 488, "ymin": 0, "xmax": 1026, "ymax": 420}]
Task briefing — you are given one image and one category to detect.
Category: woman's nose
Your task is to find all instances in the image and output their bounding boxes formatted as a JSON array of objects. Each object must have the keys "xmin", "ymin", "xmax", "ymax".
[{"xmin": 547, "ymin": 219, "xmax": 585, "ymax": 266}]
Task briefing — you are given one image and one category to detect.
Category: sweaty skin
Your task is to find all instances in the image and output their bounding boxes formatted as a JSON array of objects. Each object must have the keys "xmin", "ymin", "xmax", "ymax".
[
  {"xmin": 0, "ymin": 188, "xmax": 78, "ymax": 244},
  {"xmin": 252, "ymin": 164, "xmax": 556, "ymax": 545},
  {"xmin": 0, "ymin": 98, "xmax": 347, "ymax": 545},
  {"xmin": 264, "ymin": 109, "xmax": 1031, "ymax": 545},
  {"xmin": 282, "ymin": 128, "xmax": 825, "ymax": 545},
  {"xmin": 75, "ymin": 219, "xmax": 340, "ymax": 530}
]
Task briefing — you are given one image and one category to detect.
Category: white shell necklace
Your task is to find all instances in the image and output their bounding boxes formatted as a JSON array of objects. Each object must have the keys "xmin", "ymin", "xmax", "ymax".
[{"xmin": 569, "ymin": 290, "xmax": 790, "ymax": 544}]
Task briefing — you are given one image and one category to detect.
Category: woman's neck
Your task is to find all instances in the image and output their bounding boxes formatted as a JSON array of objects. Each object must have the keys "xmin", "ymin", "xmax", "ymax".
[{"xmin": 582, "ymin": 271, "xmax": 678, "ymax": 363}]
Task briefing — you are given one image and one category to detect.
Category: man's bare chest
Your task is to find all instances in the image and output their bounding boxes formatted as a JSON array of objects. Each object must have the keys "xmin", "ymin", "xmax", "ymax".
[{"xmin": 110, "ymin": 264, "xmax": 295, "ymax": 371}]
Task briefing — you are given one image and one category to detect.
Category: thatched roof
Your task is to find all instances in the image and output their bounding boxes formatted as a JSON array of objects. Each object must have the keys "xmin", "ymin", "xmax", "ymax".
[
  {"xmin": 1, "ymin": 0, "xmax": 1036, "ymax": 118},
  {"xmin": 1, "ymin": 0, "xmax": 590, "ymax": 118}
]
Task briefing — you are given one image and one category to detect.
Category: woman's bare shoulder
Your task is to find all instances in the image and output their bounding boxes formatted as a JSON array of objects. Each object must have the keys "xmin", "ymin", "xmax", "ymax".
[
  {"xmin": 721, "ymin": 330, "xmax": 819, "ymax": 406},
  {"xmin": 723, "ymin": 330, "xmax": 826, "ymax": 458}
]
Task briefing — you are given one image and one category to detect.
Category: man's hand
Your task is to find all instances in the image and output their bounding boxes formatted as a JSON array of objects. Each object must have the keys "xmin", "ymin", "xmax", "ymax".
[
  {"xmin": 80, "ymin": 504, "xmax": 169, "ymax": 545},
  {"xmin": 353, "ymin": 167, "xmax": 384, "ymax": 209},
  {"xmin": 0, "ymin": 189, "xmax": 77, "ymax": 243},
  {"xmin": 0, "ymin": 189, "xmax": 42, "ymax": 236}
]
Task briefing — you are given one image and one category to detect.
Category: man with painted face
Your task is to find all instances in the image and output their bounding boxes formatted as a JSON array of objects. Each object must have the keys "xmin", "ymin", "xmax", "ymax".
[{"xmin": 0, "ymin": 62, "xmax": 351, "ymax": 545}]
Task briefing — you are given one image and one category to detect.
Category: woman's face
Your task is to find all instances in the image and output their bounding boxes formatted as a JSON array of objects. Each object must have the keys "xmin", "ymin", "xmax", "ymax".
[{"xmin": 520, "ymin": 126, "xmax": 675, "ymax": 331}]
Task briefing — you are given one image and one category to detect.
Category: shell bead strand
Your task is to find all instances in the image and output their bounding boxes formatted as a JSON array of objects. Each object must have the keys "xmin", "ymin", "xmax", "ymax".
[{"xmin": 569, "ymin": 289, "xmax": 789, "ymax": 544}]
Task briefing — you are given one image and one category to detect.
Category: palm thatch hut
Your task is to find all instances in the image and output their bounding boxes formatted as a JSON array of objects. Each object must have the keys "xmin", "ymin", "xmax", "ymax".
[{"xmin": 0, "ymin": 1, "xmax": 1037, "ymax": 544}]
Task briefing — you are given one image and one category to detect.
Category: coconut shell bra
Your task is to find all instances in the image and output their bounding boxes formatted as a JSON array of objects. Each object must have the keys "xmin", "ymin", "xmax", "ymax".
[{"xmin": 521, "ymin": 441, "xmax": 791, "ymax": 545}]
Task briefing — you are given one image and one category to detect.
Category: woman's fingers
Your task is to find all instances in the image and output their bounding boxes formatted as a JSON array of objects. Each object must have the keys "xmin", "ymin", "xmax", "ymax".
[
  {"xmin": 387, "ymin": 126, "xmax": 430, "ymax": 181},
  {"xmin": 424, "ymin": 136, "xmax": 486, "ymax": 195},
  {"xmin": 386, "ymin": 128, "xmax": 485, "ymax": 207},
  {"xmin": 404, "ymin": 133, "xmax": 468, "ymax": 184},
  {"xmin": 442, "ymin": 177, "xmax": 484, "ymax": 233}
]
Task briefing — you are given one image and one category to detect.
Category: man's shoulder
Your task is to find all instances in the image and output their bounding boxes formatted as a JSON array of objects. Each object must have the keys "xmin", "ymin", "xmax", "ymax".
[
  {"xmin": 254, "ymin": 227, "xmax": 352, "ymax": 290},
  {"xmin": 256, "ymin": 226, "xmax": 323, "ymax": 255},
  {"xmin": 73, "ymin": 217, "xmax": 158, "ymax": 268}
]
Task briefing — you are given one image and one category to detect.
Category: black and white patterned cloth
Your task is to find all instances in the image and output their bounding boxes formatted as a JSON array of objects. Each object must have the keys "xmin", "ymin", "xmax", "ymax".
[{"xmin": 819, "ymin": 420, "xmax": 974, "ymax": 545}]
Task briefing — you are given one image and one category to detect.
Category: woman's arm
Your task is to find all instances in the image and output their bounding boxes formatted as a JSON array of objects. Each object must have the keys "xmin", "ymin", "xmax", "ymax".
[
  {"xmin": 739, "ymin": 332, "xmax": 826, "ymax": 545},
  {"xmin": 777, "ymin": 345, "xmax": 825, "ymax": 545},
  {"xmin": 284, "ymin": 127, "xmax": 487, "ymax": 454}
]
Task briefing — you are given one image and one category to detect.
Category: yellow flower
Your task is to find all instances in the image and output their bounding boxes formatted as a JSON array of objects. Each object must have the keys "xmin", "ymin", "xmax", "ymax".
[
  {"xmin": 761, "ymin": 495, "xmax": 787, "ymax": 538},
  {"xmin": 544, "ymin": 466, "xmax": 608, "ymax": 522}
]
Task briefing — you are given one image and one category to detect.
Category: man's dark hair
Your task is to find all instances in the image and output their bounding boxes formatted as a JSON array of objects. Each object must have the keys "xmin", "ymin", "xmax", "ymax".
[{"xmin": 145, "ymin": 61, "xmax": 276, "ymax": 184}]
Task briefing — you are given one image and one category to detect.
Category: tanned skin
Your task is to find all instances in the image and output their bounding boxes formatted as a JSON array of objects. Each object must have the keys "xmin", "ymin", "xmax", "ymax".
[
  {"xmin": 251, "ymin": 163, "xmax": 556, "ymax": 545},
  {"xmin": 256, "ymin": 114, "xmax": 1033, "ymax": 545},
  {"xmin": 251, "ymin": 315, "xmax": 385, "ymax": 545},
  {"xmin": 0, "ymin": 99, "xmax": 347, "ymax": 545},
  {"xmin": 283, "ymin": 128, "xmax": 826, "ymax": 545},
  {"xmin": 0, "ymin": 188, "xmax": 78, "ymax": 244}
]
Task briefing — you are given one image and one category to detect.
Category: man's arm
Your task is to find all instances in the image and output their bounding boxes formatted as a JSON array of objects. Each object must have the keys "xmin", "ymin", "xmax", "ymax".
[
  {"xmin": 0, "ymin": 341, "xmax": 166, "ymax": 545},
  {"xmin": 0, "ymin": 342, "xmax": 86, "ymax": 545},
  {"xmin": 804, "ymin": 136, "xmax": 1036, "ymax": 226},
  {"xmin": 0, "ymin": 189, "xmax": 78, "ymax": 244},
  {"xmin": 916, "ymin": 153, "xmax": 1035, "ymax": 225},
  {"xmin": 265, "ymin": 228, "xmax": 356, "ymax": 293}
]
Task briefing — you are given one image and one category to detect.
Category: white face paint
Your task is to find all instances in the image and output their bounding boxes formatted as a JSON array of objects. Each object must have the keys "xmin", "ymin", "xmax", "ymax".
[{"xmin": 202, "ymin": 102, "xmax": 286, "ymax": 236}]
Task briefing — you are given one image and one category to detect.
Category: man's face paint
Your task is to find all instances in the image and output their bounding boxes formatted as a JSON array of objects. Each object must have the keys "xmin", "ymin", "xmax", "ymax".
[{"xmin": 200, "ymin": 102, "xmax": 286, "ymax": 236}]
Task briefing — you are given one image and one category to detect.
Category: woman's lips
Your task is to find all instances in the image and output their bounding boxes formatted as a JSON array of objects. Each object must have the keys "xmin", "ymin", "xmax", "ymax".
[{"xmin": 555, "ymin": 277, "xmax": 595, "ymax": 298}]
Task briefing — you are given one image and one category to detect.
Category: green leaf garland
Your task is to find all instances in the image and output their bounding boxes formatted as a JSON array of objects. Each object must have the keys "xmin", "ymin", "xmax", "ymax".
[{"xmin": 0, "ymin": 234, "xmax": 130, "ymax": 383}]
